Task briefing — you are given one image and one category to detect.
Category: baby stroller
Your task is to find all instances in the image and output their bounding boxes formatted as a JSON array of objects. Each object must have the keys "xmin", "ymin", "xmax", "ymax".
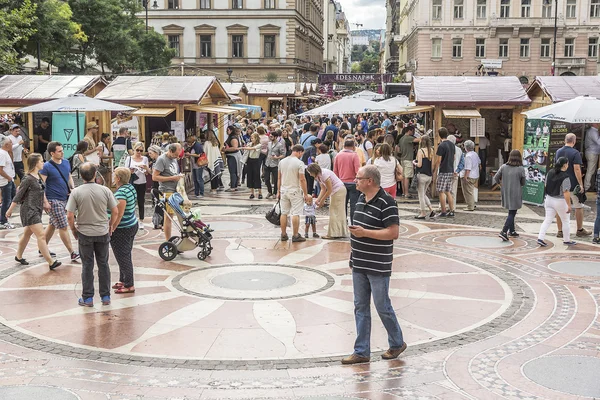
[{"xmin": 152, "ymin": 190, "xmax": 213, "ymax": 261}]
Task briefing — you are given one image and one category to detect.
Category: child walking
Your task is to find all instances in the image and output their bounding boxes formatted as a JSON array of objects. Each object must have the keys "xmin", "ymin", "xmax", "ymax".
[{"xmin": 304, "ymin": 197, "xmax": 320, "ymax": 238}]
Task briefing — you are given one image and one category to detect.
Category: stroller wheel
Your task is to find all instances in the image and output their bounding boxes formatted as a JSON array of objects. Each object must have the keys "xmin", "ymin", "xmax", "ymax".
[
  {"xmin": 197, "ymin": 249, "xmax": 209, "ymax": 260},
  {"xmin": 159, "ymin": 242, "xmax": 178, "ymax": 261},
  {"xmin": 168, "ymin": 236, "xmax": 179, "ymax": 243}
]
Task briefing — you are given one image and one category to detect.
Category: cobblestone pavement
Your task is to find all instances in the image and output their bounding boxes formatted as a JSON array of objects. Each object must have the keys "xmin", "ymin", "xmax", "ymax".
[{"xmin": 0, "ymin": 188, "xmax": 598, "ymax": 399}]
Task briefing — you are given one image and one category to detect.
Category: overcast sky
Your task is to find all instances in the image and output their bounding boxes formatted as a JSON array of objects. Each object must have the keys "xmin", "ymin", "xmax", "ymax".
[{"xmin": 340, "ymin": 0, "xmax": 386, "ymax": 30}]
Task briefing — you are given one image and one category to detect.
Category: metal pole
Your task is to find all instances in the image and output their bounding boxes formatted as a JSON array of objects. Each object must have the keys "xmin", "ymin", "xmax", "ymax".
[
  {"xmin": 146, "ymin": 5, "xmax": 148, "ymax": 33},
  {"xmin": 36, "ymin": 40, "xmax": 41, "ymax": 70},
  {"xmin": 552, "ymin": 0, "xmax": 558, "ymax": 76}
]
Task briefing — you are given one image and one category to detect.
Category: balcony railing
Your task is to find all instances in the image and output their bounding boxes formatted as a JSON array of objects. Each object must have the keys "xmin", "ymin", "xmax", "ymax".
[
  {"xmin": 555, "ymin": 57, "xmax": 587, "ymax": 67},
  {"xmin": 491, "ymin": 16, "xmax": 564, "ymax": 27}
]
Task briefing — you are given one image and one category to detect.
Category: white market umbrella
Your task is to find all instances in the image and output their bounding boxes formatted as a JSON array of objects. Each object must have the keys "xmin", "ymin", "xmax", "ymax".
[
  {"xmin": 379, "ymin": 95, "xmax": 410, "ymax": 110},
  {"xmin": 298, "ymin": 97, "xmax": 391, "ymax": 116},
  {"xmin": 347, "ymin": 90, "xmax": 385, "ymax": 101},
  {"xmin": 15, "ymin": 94, "xmax": 135, "ymax": 142},
  {"xmin": 521, "ymin": 95, "xmax": 600, "ymax": 124}
]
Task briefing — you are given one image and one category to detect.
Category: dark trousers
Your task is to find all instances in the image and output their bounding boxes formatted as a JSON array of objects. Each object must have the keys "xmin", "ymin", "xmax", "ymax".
[
  {"xmin": 344, "ymin": 182, "xmax": 360, "ymax": 224},
  {"xmin": 226, "ymin": 155, "xmax": 238, "ymax": 188},
  {"xmin": 264, "ymin": 165, "xmax": 278, "ymax": 195},
  {"xmin": 0, "ymin": 181, "xmax": 16, "ymax": 224},
  {"xmin": 478, "ymin": 149, "xmax": 487, "ymax": 186},
  {"xmin": 259, "ymin": 153, "xmax": 267, "ymax": 177},
  {"xmin": 110, "ymin": 223, "xmax": 138, "ymax": 288},
  {"xmin": 79, "ymin": 232, "xmax": 111, "ymax": 299},
  {"xmin": 192, "ymin": 168, "xmax": 205, "ymax": 196},
  {"xmin": 502, "ymin": 209, "xmax": 518, "ymax": 234},
  {"xmin": 13, "ymin": 161, "xmax": 24, "ymax": 181},
  {"xmin": 133, "ymin": 183, "xmax": 146, "ymax": 219},
  {"xmin": 210, "ymin": 170, "xmax": 223, "ymax": 190},
  {"xmin": 246, "ymin": 157, "xmax": 262, "ymax": 189},
  {"xmin": 305, "ymin": 170, "xmax": 314, "ymax": 195}
]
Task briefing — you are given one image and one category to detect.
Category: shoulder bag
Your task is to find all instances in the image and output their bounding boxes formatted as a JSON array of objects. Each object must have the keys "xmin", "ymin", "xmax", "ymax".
[{"xmin": 49, "ymin": 160, "xmax": 72, "ymax": 195}]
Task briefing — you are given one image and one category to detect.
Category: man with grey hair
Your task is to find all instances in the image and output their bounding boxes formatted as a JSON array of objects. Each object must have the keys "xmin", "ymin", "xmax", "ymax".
[
  {"xmin": 152, "ymin": 143, "xmax": 184, "ymax": 241},
  {"xmin": 66, "ymin": 162, "xmax": 118, "ymax": 307},
  {"xmin": 461, "ymin": 140, "xmax": 481, "ymax": 211},
  {"xmin": 343, "ymin": 165, "xmax": 406, "ymax": 365},
  {"xmin": 0, "ymin": 137, "xmax": 16, "ymax": 229},
  {"xmin": 555, "ymin": 133, "xmax": 591, "ymax": 237}
]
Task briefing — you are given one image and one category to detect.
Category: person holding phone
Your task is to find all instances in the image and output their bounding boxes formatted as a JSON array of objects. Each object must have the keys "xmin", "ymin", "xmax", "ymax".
[{"xmin": 342, "ymin": 165, "xmax": 406, "ymax": 365}]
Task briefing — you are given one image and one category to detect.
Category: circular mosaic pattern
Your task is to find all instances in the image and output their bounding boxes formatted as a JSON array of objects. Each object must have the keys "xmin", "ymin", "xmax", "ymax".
[
  {"xmin": 207, "ymin": 221, "xmax": 254, "ymax": 231},
  {"xmin": 174, "ymin": 264, "xmax": 333, "ymax": 300},
  {"xmin": 446, "ymin": 236, "xmax": 513, "ymax": 249},
  {"xmin": 548, "ymin": 261, "xmax": 600, "ymax": 277},
  {"xmin": 0, "ymin": 386, "xmax": 78, "ymax": 400},
  {"xmin": 523, "ymin": 356, "xmax": 600, "ymax": 397}
]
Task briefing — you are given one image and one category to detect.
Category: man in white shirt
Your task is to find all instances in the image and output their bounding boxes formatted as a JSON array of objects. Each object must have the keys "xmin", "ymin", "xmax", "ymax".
[
  {"xmin": 584, "ymin": 123, "xmax": 600, "ymax": 191},
  {"xmin": 7, "ymin": 124, "xmax": 27, "ymax": 180},
  {"xmin": 461, "ymin": 140, "xmax": 481, "ymax": 211},
  {"xmin": 0, "ymin": 137, "xmax": 16, "ymax": 229}
]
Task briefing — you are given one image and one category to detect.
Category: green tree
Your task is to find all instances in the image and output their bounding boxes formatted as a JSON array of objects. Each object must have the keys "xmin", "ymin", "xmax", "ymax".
[
  {"xmin": 359, "ymin": 54, "xmax": 379, "ymax": 73},
  {"xmin": 0, "ymin": 0, "xmax": 37, "ymax": 74},
  {"xmin": 26, "ymin": 0, "xmax": 87, "ymax": 72},
  {"xmin": 351, "ymin": 62, "xmax": 361, "ymax": 73},
  {"xmin": 130, "ymin": 25, "xmax": 176, "ymax": 73},
  {"xmin": 265, "ymin": 72, "xmax": 278, "ymax": 82}
]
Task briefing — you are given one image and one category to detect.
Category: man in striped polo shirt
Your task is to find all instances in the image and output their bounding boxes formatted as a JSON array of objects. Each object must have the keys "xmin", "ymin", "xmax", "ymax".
[{"xmin": 342, "ymin": 165, "xmax": 406, "ymax": 365}]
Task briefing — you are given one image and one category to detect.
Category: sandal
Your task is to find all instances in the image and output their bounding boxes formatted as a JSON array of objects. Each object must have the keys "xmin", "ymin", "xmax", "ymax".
[
  {"xmin": 112, "ymin": 282, "xmax": 124, "ymax": 289},
  {"xmin": 114, "ymin": 286, "xmax": 135, "ymax": 294},
  {"xmin": 249, "ymin": 194, "xmax": 255, "ymax": 199},
  {"xmin": 258, "ymin": 194, "xmax": 263, "ymax": 199},
  {"xmin": 49, "ymin": 260, "xmax": 62, "ymax": 270}
]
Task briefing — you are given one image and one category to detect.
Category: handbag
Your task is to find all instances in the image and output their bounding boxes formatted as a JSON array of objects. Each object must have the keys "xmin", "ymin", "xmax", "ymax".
[
  {"xmin": 196, "ymin": 153, "xmax": 208, "ymax": 167},
  {"xmin": 127, "ymin": 157, "xmax": 139, "ymax": 184},
  {"xmin": 265, "ymin": 200, "xmax": 281, "ymax": 226},
  {"xmin": 395, "ymin": 160, "xmax": 404, "ymax": 182}
]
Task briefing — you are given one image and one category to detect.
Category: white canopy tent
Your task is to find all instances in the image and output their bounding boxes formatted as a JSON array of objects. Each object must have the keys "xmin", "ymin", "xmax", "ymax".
[
  {"xmin": 379, "ymin": 95, "xmax": 410, "ymax": 109},
  {"xmin": 346, "ymin": 90, "xmax": 385, "ymax": 101},
  {"xmin": 298, "ymin": 97, "xmax": 392, "ymax": 116},
  {"xmin": 522, "ymin": 95, "xmax": 600, "ymax": 124}
]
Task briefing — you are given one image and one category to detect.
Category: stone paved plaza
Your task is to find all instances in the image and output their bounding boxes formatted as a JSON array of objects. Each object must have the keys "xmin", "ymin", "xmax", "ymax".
[{"xmin": 0, "ymin": 190, "xmax": 599, "ymax": 399}]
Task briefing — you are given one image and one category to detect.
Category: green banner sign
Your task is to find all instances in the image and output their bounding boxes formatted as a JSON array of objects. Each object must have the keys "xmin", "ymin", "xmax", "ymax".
[
  {"xmin": 51, "ymin": 112, "xmax": 85, "ymax": 159},
  {"xmin": 522, "ymin": 119, "xmax": 551, "ymax": 205}
]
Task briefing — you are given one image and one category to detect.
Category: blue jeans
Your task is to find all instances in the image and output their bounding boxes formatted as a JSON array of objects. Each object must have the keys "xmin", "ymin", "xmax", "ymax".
[
  {"xmin": 192, "ymin": 168, "xmax": 205, "ymax": 196},
  {"xmin": 594, "ymin": 199, "xmax": 600, "ymax": 237},
  {"xmin": 352, "ymin": 271, "xmax": 404, "ymax": 357},
  {"xmin": 344, "ymin": 183, "xmax": 360, "ymax": 224},
  {"xmin": 0, "ymin": 181, "xmax": 16, "ymax": 224}
]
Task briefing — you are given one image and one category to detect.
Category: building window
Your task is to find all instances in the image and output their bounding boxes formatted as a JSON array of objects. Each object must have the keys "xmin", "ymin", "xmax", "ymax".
[
  {"xmin": 499, "ymin": 38, "xmax": 509, "ymax": 58},
  {"xmin": 232, "ymin": 34, "xmax": 244, "ymax": 57},
  {"xmin": 500, "ymin": 0, "xmax": 510, "ymax": 18},
  {"xmin": 564, "ymin": 38, "xmax": 574, "ymax": 57},
  {"xmin": 232, "ymin": 0, "xmax": 243, "ymax": 9},
  {"xmin": 541, "ymin": 38, "xmax": 551, "ymax": 57},
  {"xmin": 521, "ymin": 0, "xmax": 530, "ymax": 17},
  {"xmin": 200, "ymin": 35, "xmax": 212, "ymax": 57},
  {"xmin": 592, "ymin": 0, "xmax": 600, "ymax": 17},
  {"xmin": 520, "ymin": 38, "xmax": 530, "ymax": 57},
  {"xmin": 431, "ymin": 38, "xmax": 442, "ymax": 58},
  {"xmin": 264, "ymin": 35, "xmax": 276, "ymax": 58},
  {"xmin": 476, "ymin": 38, "xmax": 486, "ymax": 57},
  {"xmin": 264, "ymin": 0, "xmax": 275, "ymax": 8},
  {"xmin": 454, "ymin": 0, "xmax": 464, "ymax": 19},
  {"xmin": 200, "ymin": 0, "xmax": 210, "ymax": 9},
  {"xmin": 168, "ymin": 0, "xmax": 180, "ymax": 9},
  {"xmin": 452, "ymin": 38, "xmax": 462, "ymax": 58},
  {"xmin": 432, "ymin": 0, "xmax": 442, "ymax": 19},
  {"xmin": 477, "ymin": 0, "xmax": 487, "ymax": 18},
  {"xmin": 542, "ymin": 1, "xmax": 552, "ymax": 18},
  {"xmin": 589, "ymin": 37, "xmax": 599, "ymax": 57},
  {"xmin": 519, "ymin": 76, "xmax": 529, "ymax": 85},
  {"xmin": 168, "ymin": 35, "xmax": 180, "ymax": 57},
  {"xmin": 566, "ymin": 0, "xmax": 576, "ymax": 18}
]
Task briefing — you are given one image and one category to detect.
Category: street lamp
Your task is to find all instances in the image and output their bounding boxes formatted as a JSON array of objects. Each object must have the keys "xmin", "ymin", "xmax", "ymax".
[
  {"xmin": 550, "ymin": 0, "xmax": 558, "ymax": 76},
  {"xmin": 226, "ymin": 68, "xmax": 233, "ymax": 83},
  {"xmin": 142, "ymin": 0, "xmax": 159, "ymax": 33}
]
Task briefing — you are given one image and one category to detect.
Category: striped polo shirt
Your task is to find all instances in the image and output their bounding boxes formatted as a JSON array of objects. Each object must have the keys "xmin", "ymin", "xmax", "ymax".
[
  {"xmin": 110, "ymin": 184, "xmax": 138, "ymax": 229},
  {"xmin": 350, "ymin": 187, "xmax": 399, "ymax": 276}
]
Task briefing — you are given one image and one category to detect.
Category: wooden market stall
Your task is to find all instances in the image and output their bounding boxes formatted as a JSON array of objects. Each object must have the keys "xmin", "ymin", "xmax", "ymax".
[
  {"xmin": 95, "ymin": 76, "xmax": 237, "ymax": 145},
  {"xmin": 0, "ymin": 75, "xmax": 108, "ymax": 147},
  {"xmin": 246, "ymin": 82, "xmax": 297, "ymax": 118},
  {"xmin": 220, "ymin": 82, "xmax": 249, "ymax": 104}
]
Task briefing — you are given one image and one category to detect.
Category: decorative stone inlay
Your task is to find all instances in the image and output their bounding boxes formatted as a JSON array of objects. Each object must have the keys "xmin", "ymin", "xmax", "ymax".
[{"xmin": 523, "ymin": 355, "xmax": 600, "ymax": 397}]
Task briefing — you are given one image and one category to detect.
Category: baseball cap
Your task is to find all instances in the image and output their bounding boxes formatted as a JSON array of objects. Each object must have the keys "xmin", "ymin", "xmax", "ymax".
[
  {"xmin": 87, "ymin": 122, "xmax": 99, "ymax": 130},
  {"xmin": 10, "ymin": 124, "xmax": 19, "ymax": 129}
]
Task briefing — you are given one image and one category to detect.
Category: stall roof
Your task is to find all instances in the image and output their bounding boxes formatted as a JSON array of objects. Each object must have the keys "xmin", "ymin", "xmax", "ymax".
[
  {"xmin": 246, "ymin": 82, "xmax": 297, "ymax": 96},
  {"xmin": 220, "ymin": 82, "xmax": 247, "ymax": 95},
  {"xmin": 96, "ymin": 76, "xmax": 230, "ymax": 104},
  {"xmin": 413, "ymin": 76, "xmax": 531, "ymax": 106},
  {"xmin": 0, "ymin": 75, "xmax": 106, "ymax": 105},
  {"xmin": 527, "ymin": 76, "xmax": 600, "ymax": 103}
]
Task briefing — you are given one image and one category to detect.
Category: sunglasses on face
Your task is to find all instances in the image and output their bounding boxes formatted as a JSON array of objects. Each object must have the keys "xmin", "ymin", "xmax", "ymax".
[{"xmin": 136, "ymin": 149, "xmax": 143, "ymax": 152}]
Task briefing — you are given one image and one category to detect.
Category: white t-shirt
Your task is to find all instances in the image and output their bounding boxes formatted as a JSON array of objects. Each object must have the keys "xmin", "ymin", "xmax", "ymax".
[
  {"xmin": 360, "ymin": 140, "xmax": 373, "ymax": 160},
  {"xmin": 374, "ymin": 157, "xmax": 397, "ymax": 189},
  {"xmin": 0, "ymin": 149, "xmax": 15, "ymax": 186},
  {"xmin": 464, "ymin": 151, "xmax": 481, "ymax": 180},
  {"xmin": 8, "ymin": 134, "xmax": 24, "ymax": 162},
  {"xmin": 479, "ymin": 137, "xmax": 490, "ymax": 150},
  {"xmin": 315, "ymin": 153, "xmax": 331, "ymax": 170},
  {"xmin": 278, "ymin": 156, "xmax": 305, "ymax": 193},
  {"xmin": 126, "ymin": 156, "xmax": 149, "ymax": 185}
]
